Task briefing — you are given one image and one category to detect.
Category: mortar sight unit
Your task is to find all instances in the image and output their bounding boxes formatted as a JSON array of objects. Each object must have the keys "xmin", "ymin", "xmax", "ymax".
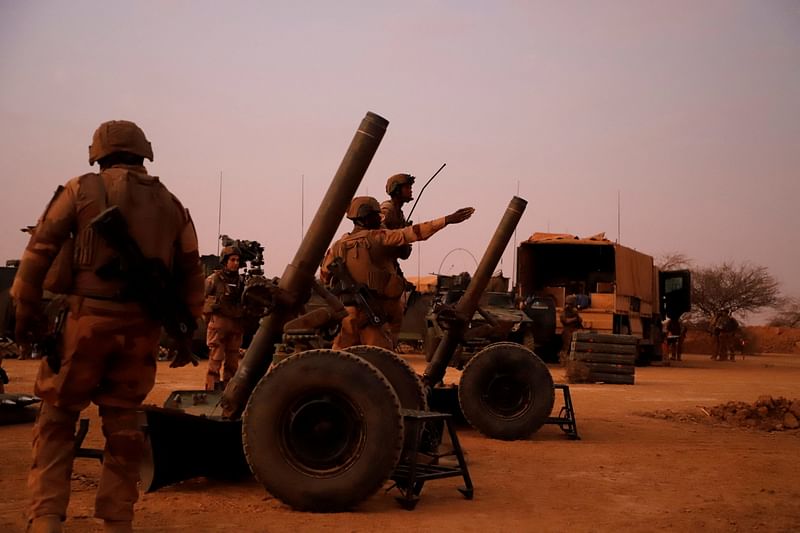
[{"xmin": 219, "ymin": 234, "xmax": 265, "ymax": 276}]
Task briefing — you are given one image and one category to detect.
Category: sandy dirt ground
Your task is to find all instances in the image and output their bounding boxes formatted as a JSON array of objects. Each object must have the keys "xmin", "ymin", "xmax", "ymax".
[{"xmin": 1, "ymin": 352, "xmax": 799, "ymax": 533}]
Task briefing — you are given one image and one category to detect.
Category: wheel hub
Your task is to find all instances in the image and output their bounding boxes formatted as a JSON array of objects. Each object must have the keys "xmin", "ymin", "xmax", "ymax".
[{"xmin": 282, "ymin": 391, "xmax": 364, "ymax": 474}]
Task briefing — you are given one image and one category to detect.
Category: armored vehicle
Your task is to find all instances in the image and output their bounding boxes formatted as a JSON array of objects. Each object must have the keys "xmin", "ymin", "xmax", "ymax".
[{"xmin": 423, "ymin": 274, "xmax": 535, "ymax": 364}]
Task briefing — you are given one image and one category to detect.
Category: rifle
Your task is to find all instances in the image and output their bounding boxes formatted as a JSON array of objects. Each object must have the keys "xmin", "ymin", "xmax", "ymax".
[
  {"xmin": 90, "ymin": 206, "xmax": 199, "ymax": 367},
  {"xmin": 326, "ymin": 257, "xmax": 384, "ymax": 326},
  {"xmin": 37, "ymin": 305, "xmax": 68, "ymax": 373},
  {"xmin": 406, "ymin": 162, "xmax": 446, "ymax": 223}
]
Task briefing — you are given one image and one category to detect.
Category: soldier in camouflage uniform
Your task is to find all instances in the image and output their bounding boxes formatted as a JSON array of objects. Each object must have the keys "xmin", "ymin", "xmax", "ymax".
[
  {"xmin": 559, "ymin": 294, "xmax": 583, "ymax": 362},
  {"xmin": 321, "ymin": 196, "xmax": 473, "ymax": 350},
  {"xmin": 11, "ymin": 120, "xmax": 204, "ymax": 533},
  {"xmin": 203, "ymin": 246, "xmax": 245, "ymax": 391},
  {"xmin": 711, "ymin": 309, "xmax": 739, "ymax": 361},
  {"xmin": 379, "ymin": 173, "xmax": 415, "ymax": 346}
]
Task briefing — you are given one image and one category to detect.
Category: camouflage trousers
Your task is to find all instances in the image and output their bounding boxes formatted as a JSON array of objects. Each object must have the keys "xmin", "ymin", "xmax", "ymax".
[
  {"xmin": 205, "ymin": 314, "xmax": 243, "ymax": 391},
  {"xmin": 29, "ymin": 296, "xmax": 161, "ymax": 524},
  {"xmin": 332, "ymin": 305, "xmax": 394, "ymax": 351},
  {"xmin": 383, "ymin": 298, "xmax": 405, "ymax": 349}
]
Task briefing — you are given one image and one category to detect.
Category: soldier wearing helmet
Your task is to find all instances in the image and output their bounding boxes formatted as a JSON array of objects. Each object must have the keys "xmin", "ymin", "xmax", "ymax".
[
  {"xmin": 321, "ymin": 196, "xmax": 474, "ymax": 350},
  {"xmin": 202, "ymin": 245, "xmax": 245, "ymax": 391},
  {"xmin": 11, "ymin": 120, "xmax": 204, "ymax": 533},
  {"xmin": 381, "ymin": 173, "xmax": 415, "ymax": 231},
  {"xmin": 380, "ymin": 173, "xmax": 416, "ymax": 343},
  {"xmin": 559, "ymin": 294, "xmax": 584, "ymax": 362}
]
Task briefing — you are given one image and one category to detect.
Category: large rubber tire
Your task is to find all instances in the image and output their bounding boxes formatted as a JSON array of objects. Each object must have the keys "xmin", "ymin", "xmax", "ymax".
[
  {"xmin": 572, "ymin": 341, "xmax": 638, "ymax": 355},
  {"xmin": 574, "ymin": 332, "xmax": 639, "ymax": 345},
  {"xmin": 572, "ymin": 352, "xmax": 637, "ymax": 365},
  {"xmin": 589, "ymin": 372, "xmax": 635, "ymax": 385},
  {"xmin": 344, "ymin": 345, "xmax": 427, "ymax": 410},
  {"xmin": 458, "ymin": 342, "xmax": 555, "ymax": 440},
  {"xmin": 580, "ymin": 362, "xmax": 635, "ymax": 375},
  {"xmin": 344, "ymin": 345, "xmax": 427, "ymax": 458},
  {"xmin": 242, "ymin": 349, "xmax": 403, "ymax": 512}
]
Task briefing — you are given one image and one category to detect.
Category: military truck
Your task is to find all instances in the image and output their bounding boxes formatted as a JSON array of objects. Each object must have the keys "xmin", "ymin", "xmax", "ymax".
[{"xmin": 516, "ymin": 232, "xmax": 691, "ymax": 363}]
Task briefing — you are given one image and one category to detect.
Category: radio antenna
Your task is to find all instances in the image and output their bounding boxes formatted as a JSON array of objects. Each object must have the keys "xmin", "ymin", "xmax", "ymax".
[{"xmin": 217, "ymin": 171, "xmax": 223, "ymax": 254}]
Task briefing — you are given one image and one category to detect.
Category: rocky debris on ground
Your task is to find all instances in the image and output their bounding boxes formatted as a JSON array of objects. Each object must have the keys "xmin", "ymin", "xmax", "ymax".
[
  {"xmin": 639, "ymin": 395, "xmax": 800, "ymax": 432},
  {"xmin": 707, "ymin": 396, "xmax": 800, "ymax": 431}
]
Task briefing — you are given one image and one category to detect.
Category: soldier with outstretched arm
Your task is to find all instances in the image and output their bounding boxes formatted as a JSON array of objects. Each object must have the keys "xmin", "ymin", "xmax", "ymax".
[{"xmin": 321, "ymin": 196, "xmax": 473, "ymax": 350}]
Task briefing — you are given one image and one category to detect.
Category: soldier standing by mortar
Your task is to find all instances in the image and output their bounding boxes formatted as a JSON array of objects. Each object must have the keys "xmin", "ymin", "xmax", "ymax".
[
  {"xmin": 203, "ymin": 246, "xmax": 245, "ymax": 391},
  {"xmin": 380, "ymin": 173, "xmax": 415, "ymax": 346},
  {"xmin": 11, "ymin": 120, "xmax": 204, "ymax": 533},
  {"xmin": 321, "ymin": 196, "xmax": 474, "ymax": 350}
]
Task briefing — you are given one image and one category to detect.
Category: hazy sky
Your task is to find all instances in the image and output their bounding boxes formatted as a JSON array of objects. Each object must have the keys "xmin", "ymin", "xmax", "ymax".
[{"xmin": 1, "ymin": 1, "xmax": 798, "ymax": 320}]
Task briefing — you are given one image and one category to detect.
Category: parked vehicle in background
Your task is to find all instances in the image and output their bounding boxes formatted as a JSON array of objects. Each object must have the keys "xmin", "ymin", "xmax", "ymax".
[
  {"xmin": 516, "ymin": 232, "xmax": 691, "ymax": 364},
  {"xmin": 422, "ymin": 272, "xmax": 535, "ymax": 366}
]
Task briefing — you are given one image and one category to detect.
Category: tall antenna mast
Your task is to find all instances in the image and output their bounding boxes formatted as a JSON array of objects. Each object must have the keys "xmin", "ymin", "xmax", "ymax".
[
  {"xmin": 617, "ymin": 190, "xmax": 621, "ymax": 243},
  {"xmin": 217, "ymin": 171, "xmax": 223, "ymax": 254},
  {"xmin": 301, "ymin": 174, "xmax": 305, "ymax": 240},
  {"xmin": 512, "ymin": 180, "xmax": 519, "ymax": 283}
]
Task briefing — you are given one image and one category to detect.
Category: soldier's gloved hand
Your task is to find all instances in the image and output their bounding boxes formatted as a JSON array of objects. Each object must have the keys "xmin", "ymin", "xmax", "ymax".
[{"xmin": 445, "ymin": 207, "xmax": 475, "ymax": 225}]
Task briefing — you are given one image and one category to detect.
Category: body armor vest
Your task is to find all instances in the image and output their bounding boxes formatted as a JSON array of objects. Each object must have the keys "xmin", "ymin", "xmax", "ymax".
[{"xmin": 330, "ymin": 230, "xmax": 405, "ymax": 299}]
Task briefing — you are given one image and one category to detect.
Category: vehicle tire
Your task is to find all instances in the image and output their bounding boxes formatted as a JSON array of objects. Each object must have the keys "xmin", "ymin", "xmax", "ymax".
[
  {"xmin": 572, "ymin": 352, "xmax": 636, "ymax": 365},
  {"xmin": 344, "ymin": 345, "xmax": 426, "ymax": 410},
  {"xmin": 572, "ymin": 342, "xmax": 638, "ymax": 355},
  {"xmin": 344, "ymin": 345, "xmax": 427, "ymax": 458},
  {"xmin": 458, "ymin": 343, "xmax": 555, "ymax": 440},
  {"xmin": 580, "ymin": 362, "xmax": 635, "ymax": 375},
  {"xmin": 588, "ymin": 372, "xmax": 635, "ymax": 385},
  {"xmin": 242, "ymin": 349, "xmax": 403, "ymax": 512},
  {"xmin": 573, "ymin": 332, "xmax": 638, "ymax": 345}
]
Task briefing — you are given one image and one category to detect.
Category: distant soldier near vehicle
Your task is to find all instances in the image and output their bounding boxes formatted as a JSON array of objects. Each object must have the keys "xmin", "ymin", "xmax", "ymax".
[
  {"xmin": 203, "ymin": 246, "xmax": 245, "ymax": 391},
  {"xmin": 11, "ymin": 120, "xmax": 204, "ymax": 533},
  {"xmin": 664, "ymin": 315, "xmax": 687, "ymax": 361},
  {"xmin": 321, "ymin": 196, "xmax": 474, "ymax": 350},
  {"xmin": 711, "ymin": 309, "xmax": 739, "ymax": 361},
  {"xmin": 380, "ymin": 173, "xmax": 415, "ymax": 346},
  {"xmin": 560, "ymin": 294, "xmax": 584, "ymax": 362}
]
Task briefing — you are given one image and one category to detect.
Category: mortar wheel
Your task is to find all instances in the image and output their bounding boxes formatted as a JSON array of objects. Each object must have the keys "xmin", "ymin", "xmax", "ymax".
[
  {"xmin": 344, "ymin": 345, "xmax": 427, "ymax": 410},
  {"xmin": 345, "ymin": 345, "xmax": 428, "ymax": 458},
  {"xmin": 242, "ymin": 349, "xmax": 403, "ymax": 512},
  {"xmin": 458, "ymin": 342, "xmax": 555, "ymax": 440}
]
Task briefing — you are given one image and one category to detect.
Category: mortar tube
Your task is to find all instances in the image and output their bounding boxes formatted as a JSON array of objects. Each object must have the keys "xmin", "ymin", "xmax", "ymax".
[
  {"xmin": 423, "ymin": 196, "xmax": 527, "ymax": 387},
  {"xmin": 221, "ymin": 112, "xmax": 389, "ymax": 419}
]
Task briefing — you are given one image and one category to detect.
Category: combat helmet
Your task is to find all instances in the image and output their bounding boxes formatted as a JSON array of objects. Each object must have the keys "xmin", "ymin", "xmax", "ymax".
[
  {"xmin": 385, "ymin": 173, "xmax": 415, "ymax": 196},
  {"xmin": 346, "ymin": 196, "xmax": 381, "ymax": 220},
  {"xmin": 89, "ymin": 120, "xmax": 153, "ymax": 165},
  {"xmin": 220, "ymin": 245, "xmax": 241, "ymax": 264}
]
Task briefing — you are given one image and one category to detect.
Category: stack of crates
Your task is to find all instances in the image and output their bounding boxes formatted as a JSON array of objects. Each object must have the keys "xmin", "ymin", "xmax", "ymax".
[{"xmin": 569, "ymin": 332, "xmax": 637, "ymax": 384}]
